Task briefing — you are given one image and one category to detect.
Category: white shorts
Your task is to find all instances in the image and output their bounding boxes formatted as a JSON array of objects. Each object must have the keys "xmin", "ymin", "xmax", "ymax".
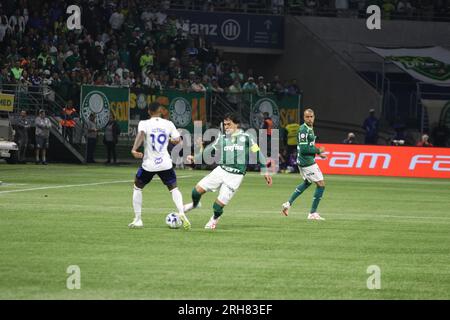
[
  {"xmin": 197, "ymin": 166, "xmax": 244, "ymax": 205},
  {"xmin": 299, "ymin": 163, "xmax": 324, "ymax": 183}
]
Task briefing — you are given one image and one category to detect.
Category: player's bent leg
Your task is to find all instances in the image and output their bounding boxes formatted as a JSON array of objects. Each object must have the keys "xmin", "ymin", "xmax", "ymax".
[
  {"xmin": 183, "ymin": 185, "xmax": 206, "ymax": 213},
  {"xmin": 205, "ymin": 200, "xmax": 224, "ymax": 230},
  {"xmin": 168, "ymin": 185, "xmax": 191, "ymax": 230},
  {"xmin": 282, "ymin": 179, "xmax": 312, "ymax": 216},
  {"xmin": 308, "ymin": 180, "xmax": 325, "ymax": 221}
]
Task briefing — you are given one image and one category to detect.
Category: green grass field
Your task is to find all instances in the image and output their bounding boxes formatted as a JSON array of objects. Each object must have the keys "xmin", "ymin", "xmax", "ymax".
[{"xmin": 0, "ymin": 164, "xmax": 449, "ymax": 299}]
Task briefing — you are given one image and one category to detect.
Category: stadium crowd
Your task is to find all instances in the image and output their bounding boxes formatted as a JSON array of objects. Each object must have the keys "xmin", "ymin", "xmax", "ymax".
[
  {"xmin": 0, "ymin": 0, "xmax": 301, "ymax": 107},
  {"xmin": 0, "ymin": 0, "xmax": 447, "ymax": 168}
]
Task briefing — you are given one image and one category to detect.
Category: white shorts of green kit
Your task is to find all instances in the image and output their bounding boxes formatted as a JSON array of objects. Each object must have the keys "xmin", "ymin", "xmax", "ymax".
[
  {"xmin": 298, "ymin": 163, "xmax": 324, "ymax": 183},
  {"xmin": 197, "ymin": 166, "xmax": 244, "ymax": 205}
]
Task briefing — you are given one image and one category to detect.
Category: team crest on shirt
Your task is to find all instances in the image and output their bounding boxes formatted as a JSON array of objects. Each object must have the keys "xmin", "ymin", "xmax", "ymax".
[
  {"xmin": 81, "ymin": 90, "xmax": 110, "ymax": 129},
  {"xmin": 239, "ymin": 136, "xmax": 246, "ymax": 142},
  {"xmin": 154, "ymin": 157, "xmax": 163, "ymax": 165}
]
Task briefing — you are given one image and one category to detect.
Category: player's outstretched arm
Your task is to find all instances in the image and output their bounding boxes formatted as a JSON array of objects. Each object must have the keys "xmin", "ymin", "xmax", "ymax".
[
  {"xmin": 131, "ymin": 131, "xmax": 145, "ymax": 159},
  {"xmin": 250, "ymin": 143, "xmax": 272, "ymax": 186}
]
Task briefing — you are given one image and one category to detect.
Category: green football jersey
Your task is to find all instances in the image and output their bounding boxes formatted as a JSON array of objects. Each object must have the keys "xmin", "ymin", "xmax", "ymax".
[
  {"xmin": 204, "ymin": 130, "xmax": 266, "ymax": 175},
  {"xmin": 297, "ymin": 123, "xmax": 321, "ymax": 167}
]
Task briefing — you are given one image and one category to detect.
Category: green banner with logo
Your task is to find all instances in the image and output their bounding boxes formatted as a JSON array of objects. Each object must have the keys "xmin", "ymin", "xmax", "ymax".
[
  {"xmin": 129, "ymin": 88, "xmax": 206, "ymax": 135},
  {"xmin": 250, "ymin": 94, "xmax": 301, "ymax": 129},
  {"xmin": 80, "ymin": 85, "xmax": 129, "ymax": 132}
]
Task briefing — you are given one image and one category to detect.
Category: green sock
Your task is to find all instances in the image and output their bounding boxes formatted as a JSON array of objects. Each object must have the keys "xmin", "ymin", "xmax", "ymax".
[
  {"xmin": 310, "ymin": 186, "xmax": 325, "ymax": 213},
  {"xmin": 192, "ymin": 188, "xmax": 202, "ymax": 207},
  {"xmin": 213, "ymin": 202, "xmax": 223, "ymax": 219},
  {"xmin": 288, "ymin": 180, "xmax": 312, "ymax": 205}
]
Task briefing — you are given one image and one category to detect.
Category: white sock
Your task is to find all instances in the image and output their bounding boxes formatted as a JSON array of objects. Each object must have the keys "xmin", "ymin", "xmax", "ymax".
[
  {"xmin": 183, "ymin": 202, "xmax": 194, "ymax": 213},
  {"xmin": 133, "ymin": 186, "xmax": 142, "ymax": 221},
  {"xmin": 170, "ymin": 187, "xmax": 185, "ymax": 216}
]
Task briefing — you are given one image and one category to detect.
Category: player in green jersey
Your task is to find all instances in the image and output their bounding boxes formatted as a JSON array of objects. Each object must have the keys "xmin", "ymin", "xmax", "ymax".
[
  {"xmin": 185, "ymin": 113, "xmax": 273, "ymax": 229},
  {"xmin": 281, "ymin": 108, "xmax": 326, "ymax": 220}
]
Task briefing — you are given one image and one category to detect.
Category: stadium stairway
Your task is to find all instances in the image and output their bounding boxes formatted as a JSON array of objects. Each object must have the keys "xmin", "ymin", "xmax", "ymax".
[{"xmin": 5, "ymin": 84, "xmax": 86, "ymax": 164}]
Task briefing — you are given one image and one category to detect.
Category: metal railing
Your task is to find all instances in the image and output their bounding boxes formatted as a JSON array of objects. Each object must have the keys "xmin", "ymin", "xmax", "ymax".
[{"xmin": 1, "ymin": 83, "xmax": 86, "ymax": 162}]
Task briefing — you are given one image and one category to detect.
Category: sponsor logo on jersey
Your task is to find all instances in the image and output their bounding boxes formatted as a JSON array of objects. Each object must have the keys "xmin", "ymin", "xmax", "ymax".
[
  {"xmin": 154, "ymin": 157, "xmax": 163, "ymax": 165},
  {"xmin": 221, "ymin": 166, "xmax": 242, "ymax": 174},
  {"xmin": 224, "ymin": 144, "xmax": 244, "ymax": 151}
]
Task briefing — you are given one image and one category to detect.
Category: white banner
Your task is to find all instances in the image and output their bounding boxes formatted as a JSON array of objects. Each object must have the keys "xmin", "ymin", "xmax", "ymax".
[{"xmin": 367, "ymin": 46, "xmax": 450, "ymax": 86}]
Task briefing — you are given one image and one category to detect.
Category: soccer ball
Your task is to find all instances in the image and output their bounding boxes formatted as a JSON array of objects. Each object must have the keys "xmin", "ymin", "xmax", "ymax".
[{"xmin": 166, "ymin": 212, "xmax": 182, "ymax": 229}]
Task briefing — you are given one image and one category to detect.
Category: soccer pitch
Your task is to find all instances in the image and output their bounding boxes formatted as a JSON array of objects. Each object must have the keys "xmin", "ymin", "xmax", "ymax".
[{"xmin": 0, "ymin": 164, "xmax": 449, "ymax": 299}]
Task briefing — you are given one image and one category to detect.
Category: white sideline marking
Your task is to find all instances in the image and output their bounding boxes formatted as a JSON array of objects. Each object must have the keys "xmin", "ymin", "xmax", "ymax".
[{"xmin": 0, "ymin": 175, "xmax": 192, "ymax": 195}]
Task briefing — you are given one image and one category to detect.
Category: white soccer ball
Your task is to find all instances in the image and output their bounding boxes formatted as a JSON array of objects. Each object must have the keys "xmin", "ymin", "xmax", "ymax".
[{"xmin": 166, "ymin": 212, "xmax": 182, "ymax": 229}]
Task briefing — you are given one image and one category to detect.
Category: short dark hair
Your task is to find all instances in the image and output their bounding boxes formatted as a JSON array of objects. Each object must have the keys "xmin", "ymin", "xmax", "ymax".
[
  {"xmin": 148, "ymin": 102, "xmax": 160, "ymax": 113},
  {"xmin": 223, "ymin": 112, "xmax": 241, "ymax": 125}
]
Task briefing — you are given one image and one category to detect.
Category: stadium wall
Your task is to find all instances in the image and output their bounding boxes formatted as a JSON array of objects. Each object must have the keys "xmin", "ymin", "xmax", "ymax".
[
  {"xmin": 297, "ymin": 16, "xmax": 450, "ymax": 50},
  {"xmin": 294, "ymin": 16, "xmax": 450, "ymax": 72},
  {"xmin": 248, "ymin": 15, "xmax": 382, "ymax": 141}
]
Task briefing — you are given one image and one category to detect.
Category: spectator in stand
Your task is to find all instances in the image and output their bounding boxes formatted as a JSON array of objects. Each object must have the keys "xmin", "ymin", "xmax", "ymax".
[
  {"xmin": 256, "ymin": 76, "xmax": 267, "ymax": 96},
  {"xmin": 109, "ymin": 5, "xmax": 125, "ymax": 31},
  {"xmin": 211, "ymin": 77, "xmax": 224, "ymax": 93},
  {"xmin": 143, "ymin": 71, "xmax": 162, "ymax": 91},
  {"xmin": 201, "ymin": 75, "xmax": 212, "ymax": 92},
  {"xmin": 230, "ymin": 65, "xmax": 244, "ymax": 83},
  {"xmin": 191, "ymin": 76, "xmax": 207, "ymax": 92},
  {"xmin": 271, "ymin": 75, "xmax": 285, "ymax": 98},
  {"xmin": 242, "ymin": 77, "xmax": 257, "ymax": 94},
  {"xmin": 362, "ymin": 108, "xmax": 379, "ymax": 145},
  {"xmin": 140, "ymin": 46, "xmax": 155, "ymax": 76},
  {"xmin": 286, "ymin": 78, "xmax": 300, "ymax": 95},
  {"xmin": 416, "ymin": 134, "xmax": 433, "ymax": 147},
  {"xmin": 342, "ymin": 132, "xmax": 356, "ymax": 144},
  {"xmin": 305, "ymin": 0, "xmax": 318, "ymax": 15},
  {"xmin": 180, "ymin": 78, "xmax": 192, "ymax": 92},
  {"xmin": 11, "ymin": 60, "xmax": 23, "ymax": 81},
  {"xmin": 383, "ymin": 0, "xmax": 396, "ymax": 19},
  {"xmin": 227, "ymin": 78, "xmax": 243, "ymax": 108},
  {"xmin": 272, "ymin": 0, "xmax": 285, "ymax": 14}
]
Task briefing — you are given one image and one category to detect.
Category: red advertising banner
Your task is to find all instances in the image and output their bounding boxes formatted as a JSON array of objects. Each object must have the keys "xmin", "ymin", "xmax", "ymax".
[{"xmin": 315, "ymin": 144, "xmax": 450, "ymax": 179}]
